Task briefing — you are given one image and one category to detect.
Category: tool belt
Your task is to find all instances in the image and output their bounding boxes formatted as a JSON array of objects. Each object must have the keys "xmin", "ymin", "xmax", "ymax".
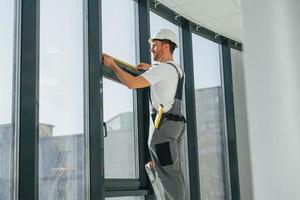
[{"xmin": 151, "ymin": 112, "xmax": 186, "ymax": 124}]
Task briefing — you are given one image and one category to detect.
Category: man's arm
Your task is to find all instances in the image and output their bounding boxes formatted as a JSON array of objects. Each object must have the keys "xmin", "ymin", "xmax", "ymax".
[{"xmin": 103, "ymin": 54, "xmax": 151, "ymax": 89}]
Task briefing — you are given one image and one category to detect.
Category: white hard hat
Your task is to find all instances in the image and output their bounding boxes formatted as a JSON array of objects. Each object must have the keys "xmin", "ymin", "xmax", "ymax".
[{"xmin": 149, "ymin": 29, "xmax": 179, "ymax": 47}]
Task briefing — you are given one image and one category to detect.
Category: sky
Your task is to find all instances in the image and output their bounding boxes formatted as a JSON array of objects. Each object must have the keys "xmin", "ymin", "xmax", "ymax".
[
  {"xmin": 0, "ymin": 0, "xmax": 14, "ymax": 125},
  {"xmin": 1, "ymin": 0, "xmax": 221, "ymax": 136}
]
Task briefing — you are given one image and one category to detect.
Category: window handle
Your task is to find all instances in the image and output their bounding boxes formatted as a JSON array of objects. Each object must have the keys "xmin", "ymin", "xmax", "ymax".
[{"xmin": 103, "ymin": 122, "xmax": 107, "ymax": 138}]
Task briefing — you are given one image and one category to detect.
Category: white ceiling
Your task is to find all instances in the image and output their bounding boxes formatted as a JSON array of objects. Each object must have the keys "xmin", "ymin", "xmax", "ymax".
[{"xmin": 157, "ymin": 0, "xmax": 242, "ymax": 42}]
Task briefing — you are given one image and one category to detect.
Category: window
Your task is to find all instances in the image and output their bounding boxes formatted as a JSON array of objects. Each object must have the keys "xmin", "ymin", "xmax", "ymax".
[
  {"xmin": 150, "ymin": 11, "xmax": 190, "ymax": 199},
  {"xmin": 0, "ymin": 0, "xmax": 16, "ymax": 199},
  {"xmin": 103, "ymin": 78, "xmax": 136, "ymax": 178},
  {"xmin": 102, "ymin": 0, "xmax": 139, "ymax": 179},
  {"xmin": 102, "ymin": 0, "xmax": 137, "ymax": 64},
  {"xmin": 39, "ymin": 0, "xmax": 86, "ymax": 199},
  {"xmin": 192, "ymin": 33, "xmax": 231, "ymax": 200}
]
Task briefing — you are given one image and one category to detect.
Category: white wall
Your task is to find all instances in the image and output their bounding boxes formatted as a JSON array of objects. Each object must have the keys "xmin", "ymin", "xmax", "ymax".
[{"xmin": 240, "ymin": 0, "xmax": 300, "ymax": 199}]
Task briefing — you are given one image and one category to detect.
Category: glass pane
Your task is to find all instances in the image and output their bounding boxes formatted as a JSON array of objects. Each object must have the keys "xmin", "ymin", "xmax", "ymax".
[
  {"xmin": 102, "ymin": 0, "xmax": 136, "ymax": 64},
  {"xmin": 0, "ymin": 0, "xmax": 16, "ymax": 199},
  {"xmin": 103, "ymin": 78, "xmax": 136, "ymax": 178},
  {"xmin": 192, "ymin": 34, "xmax": 230, "ymax": 200},
  {"xmin": 102, "ymin": 0, "xmax": 138, "ymax": 179},
  {"xmin": 39, "ymin": 0, "xmax": 85, "ymax": 199}
]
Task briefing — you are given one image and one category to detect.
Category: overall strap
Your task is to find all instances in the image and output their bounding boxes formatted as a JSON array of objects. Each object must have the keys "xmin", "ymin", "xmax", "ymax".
[{"xmin": 166, "ymin": 62, "xmax": 184, "ymax": 101}]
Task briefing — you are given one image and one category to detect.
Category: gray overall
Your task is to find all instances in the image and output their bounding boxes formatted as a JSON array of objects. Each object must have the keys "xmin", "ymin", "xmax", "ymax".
[{"xmin": 146, "ymin": 62, "xmax": 186, "ymax": 200}]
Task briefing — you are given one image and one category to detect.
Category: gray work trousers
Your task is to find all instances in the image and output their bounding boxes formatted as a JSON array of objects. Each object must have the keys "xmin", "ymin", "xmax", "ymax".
[{"xmin": 147, "ymin": 113, "xmax": 186, "ymax": 200}]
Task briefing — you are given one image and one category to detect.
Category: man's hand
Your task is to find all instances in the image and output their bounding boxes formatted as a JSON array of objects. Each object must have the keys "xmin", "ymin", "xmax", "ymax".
[
  {"xmin": 146, "ymin": 160, "xmax": 155, "ymax": 169},
  {"xmin": 136, "ymin": 62, "xmax": 151, "ymax": 71},
  {"xmin": 102, "ymin": 53, "xmax": 117, "ymax": 70},
  {"xmin": 102, "ymin": 54, "xmax": 150, "ymax": 89}
]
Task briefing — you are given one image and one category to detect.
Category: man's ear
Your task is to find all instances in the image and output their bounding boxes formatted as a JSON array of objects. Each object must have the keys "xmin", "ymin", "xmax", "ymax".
[{"xmin": 163, "ymin": 43, "xmax": 169, "ymax": 52}]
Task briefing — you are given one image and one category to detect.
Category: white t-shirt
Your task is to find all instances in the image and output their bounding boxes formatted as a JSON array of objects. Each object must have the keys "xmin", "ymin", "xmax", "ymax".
[{"xmin": 141, "ymin": 61, "xmax": 184, "ymax": 112}]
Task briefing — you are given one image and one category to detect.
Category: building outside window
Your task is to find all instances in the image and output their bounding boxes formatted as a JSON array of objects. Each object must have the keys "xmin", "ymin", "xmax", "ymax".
[
  {"xmin": 39, "ymin": 0, "xmax": 86, "ymax": 199},
  {"xmin": 192, "ymin": 33, "xmax": 231, "ymax": 200},
  {"xmin": 0, "ymin": 0, "xmax": 17, "ymax": 199}
]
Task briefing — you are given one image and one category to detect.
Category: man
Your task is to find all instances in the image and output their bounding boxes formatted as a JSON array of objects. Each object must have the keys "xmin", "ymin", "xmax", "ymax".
[{"xmin": 103, "ymin": 28, "xmax": 186, "ymax": 200}]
